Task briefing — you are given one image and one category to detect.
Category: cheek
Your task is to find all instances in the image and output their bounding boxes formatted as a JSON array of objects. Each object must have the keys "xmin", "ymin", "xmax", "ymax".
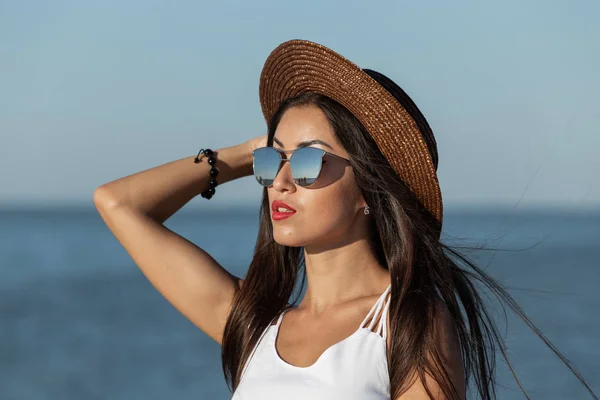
[
  {"xmin": 301, "ymin": 181, "xmax": 360, "ymax": 230},
  {"xmin": 309, "ymin": 187, "xmax": 354, "ymax": 217},
  {"xmin": 266, "ymin": 174, "xmax": 363, "ymax": 245}
]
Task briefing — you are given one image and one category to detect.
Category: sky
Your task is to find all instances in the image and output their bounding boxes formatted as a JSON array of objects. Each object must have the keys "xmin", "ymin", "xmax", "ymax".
[{"xmin": 1, "ymin": 0, "xmax": 598, "ymax": 211}]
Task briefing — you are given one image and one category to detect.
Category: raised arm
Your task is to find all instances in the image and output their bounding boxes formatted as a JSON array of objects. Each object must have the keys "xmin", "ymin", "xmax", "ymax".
[{"xmin": 93, "ymin": 135, "xmax": 265, "ymax": 344}]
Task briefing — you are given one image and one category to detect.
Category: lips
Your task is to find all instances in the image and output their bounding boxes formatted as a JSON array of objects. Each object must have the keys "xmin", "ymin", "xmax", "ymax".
[
  {"xmin": 271, "ymin": 200, "xmax": 296, "ymax": 212},
  {"xmin": 271, "ymin": 200, "xmax": 297, "ymax": 221}
]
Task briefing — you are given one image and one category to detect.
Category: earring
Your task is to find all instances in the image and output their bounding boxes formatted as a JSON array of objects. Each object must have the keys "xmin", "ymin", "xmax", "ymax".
[{"xmin": 364, "ymin": 205, "xmax": 370, "ymax": 215}]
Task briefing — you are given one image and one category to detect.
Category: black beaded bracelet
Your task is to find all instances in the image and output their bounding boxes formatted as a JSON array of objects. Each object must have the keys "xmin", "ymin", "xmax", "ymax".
[{"xmin": 193, "ymin": 148, "xmax": 219, "ymax": 199}]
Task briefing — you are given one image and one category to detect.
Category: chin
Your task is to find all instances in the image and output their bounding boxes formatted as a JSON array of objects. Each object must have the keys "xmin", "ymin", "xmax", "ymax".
[
  {"xmin": 272, "ymin": 229, "xmax": 305, "ymax": 248},
  {"xmin": 271, "ymin": 216, "xmax": 348, "ymax": 248}
]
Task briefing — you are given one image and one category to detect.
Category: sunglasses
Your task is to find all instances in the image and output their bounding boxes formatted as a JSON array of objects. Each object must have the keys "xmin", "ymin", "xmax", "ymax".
[{"xmin": 252, "ymin": 146, "xmax": 350, "ymax": 187}]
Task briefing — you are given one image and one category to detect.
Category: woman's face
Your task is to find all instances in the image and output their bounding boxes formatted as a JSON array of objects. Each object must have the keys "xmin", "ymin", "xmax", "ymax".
[{"xmin": 268, "ymin": 105, "xmax": 368, "ymax": 248}]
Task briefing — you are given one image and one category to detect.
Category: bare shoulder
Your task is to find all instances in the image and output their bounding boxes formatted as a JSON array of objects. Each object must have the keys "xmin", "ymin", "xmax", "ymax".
[{"xmin": 386, "ymin": 299, "xmax": 466, "ymax": 400}]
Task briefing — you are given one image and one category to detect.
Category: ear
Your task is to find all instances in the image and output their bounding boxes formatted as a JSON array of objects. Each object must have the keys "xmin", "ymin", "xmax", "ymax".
[{"xmin": 356, "ymin": 196, "xmax": 368, "ymax": 214}]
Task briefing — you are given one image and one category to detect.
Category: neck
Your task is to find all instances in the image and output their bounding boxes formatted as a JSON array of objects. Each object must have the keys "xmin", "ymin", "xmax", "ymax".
[{"xmin": 300, "ymin": 236, "xmax": 390, "ymax": 314}]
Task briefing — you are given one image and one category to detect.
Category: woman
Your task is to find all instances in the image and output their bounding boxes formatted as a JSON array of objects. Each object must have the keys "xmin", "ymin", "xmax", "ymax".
[{"xmin": 94, "ymin": 40, "xmax": 597, "ymax": 399}]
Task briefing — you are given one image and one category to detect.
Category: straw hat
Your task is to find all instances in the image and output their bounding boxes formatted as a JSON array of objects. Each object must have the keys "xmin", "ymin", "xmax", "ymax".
[{"xmin": 259, "ymin": 39, "xmax": 443, "ymax": 230}]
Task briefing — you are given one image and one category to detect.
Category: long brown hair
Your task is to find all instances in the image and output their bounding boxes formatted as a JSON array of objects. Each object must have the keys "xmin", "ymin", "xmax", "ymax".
[{"xmin": 221, "ymin": 92, "xmax": 598, "ymax": 399}]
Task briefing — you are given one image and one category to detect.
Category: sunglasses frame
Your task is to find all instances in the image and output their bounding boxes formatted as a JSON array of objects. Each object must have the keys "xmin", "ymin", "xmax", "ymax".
[{"xmin": 252, "ymin": 146, "xmax": 351, "ymax": 187}]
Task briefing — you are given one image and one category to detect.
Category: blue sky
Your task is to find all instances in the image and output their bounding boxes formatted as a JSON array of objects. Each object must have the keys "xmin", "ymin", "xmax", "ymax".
[{"xmin": 1, "ymin": 0, "xmax": 598, "ymax": 210}]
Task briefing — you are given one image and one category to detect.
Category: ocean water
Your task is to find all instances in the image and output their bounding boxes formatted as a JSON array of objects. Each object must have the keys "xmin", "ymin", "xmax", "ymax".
[{"xmin": 0, "ymin": 206, "xmax": 598, "ymax": 400}]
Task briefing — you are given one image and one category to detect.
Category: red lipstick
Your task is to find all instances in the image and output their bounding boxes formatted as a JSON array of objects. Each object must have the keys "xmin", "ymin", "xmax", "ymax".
[{"xmin": 271, "ymin": 200, "xmax": 297, "ymax": 221}]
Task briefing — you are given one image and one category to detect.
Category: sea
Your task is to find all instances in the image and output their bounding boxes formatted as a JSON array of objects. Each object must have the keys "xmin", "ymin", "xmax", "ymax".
[{"xmin": 1, "ymin": 206, "xmax": 598, "ymax": 400}]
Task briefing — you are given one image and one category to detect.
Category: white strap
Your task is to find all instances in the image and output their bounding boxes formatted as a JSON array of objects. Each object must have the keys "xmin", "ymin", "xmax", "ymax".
[
  {"xmin": 359, "ymin": 284, "xmax": 392, "ymax": 330},
  {"xmin": 375, "ymin": 292, "xmax": 391, "ymax": 339},
  {"xmin": 275, "ymin": 309, "xmax": 287, "ymax": 326}
]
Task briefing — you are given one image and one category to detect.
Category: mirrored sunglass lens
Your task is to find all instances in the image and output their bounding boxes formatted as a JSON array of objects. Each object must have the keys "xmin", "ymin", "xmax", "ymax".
[
  {"xmin": 290, "ymin": 147, "xmax": 324, "ymax": 186},
  {"xmin": 253, "ymin": 147, "xmax": 281, "ymax": 186}
]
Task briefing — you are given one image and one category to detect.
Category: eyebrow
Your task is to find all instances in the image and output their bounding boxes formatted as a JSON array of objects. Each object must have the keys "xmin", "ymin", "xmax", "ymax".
[{"xmin": 272, "ymin": 137, "xmax": 334, "ymax": 150}]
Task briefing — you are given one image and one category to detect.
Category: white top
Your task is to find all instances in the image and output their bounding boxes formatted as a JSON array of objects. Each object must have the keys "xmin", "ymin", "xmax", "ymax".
[{"xmin": 231, "ymin": 284, "xmax": 392, "ymax": 400}]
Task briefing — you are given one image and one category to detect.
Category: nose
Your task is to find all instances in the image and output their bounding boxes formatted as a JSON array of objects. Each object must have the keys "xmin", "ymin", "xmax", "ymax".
[{"xmin": 271, "ymin": 160, "xmax": 296, "ymax": 193}]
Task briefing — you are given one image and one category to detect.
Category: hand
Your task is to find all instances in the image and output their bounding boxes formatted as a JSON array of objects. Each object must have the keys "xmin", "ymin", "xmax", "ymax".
[{"xmin": 246, "ymin": 133, "xmax": 268, "ymax": 153}]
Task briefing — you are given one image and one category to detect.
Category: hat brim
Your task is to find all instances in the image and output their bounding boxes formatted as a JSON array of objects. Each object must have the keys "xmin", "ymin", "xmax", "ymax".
[{"xmin": 259, "ymin": 39, "xmax": 443, "ymax": 226}]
